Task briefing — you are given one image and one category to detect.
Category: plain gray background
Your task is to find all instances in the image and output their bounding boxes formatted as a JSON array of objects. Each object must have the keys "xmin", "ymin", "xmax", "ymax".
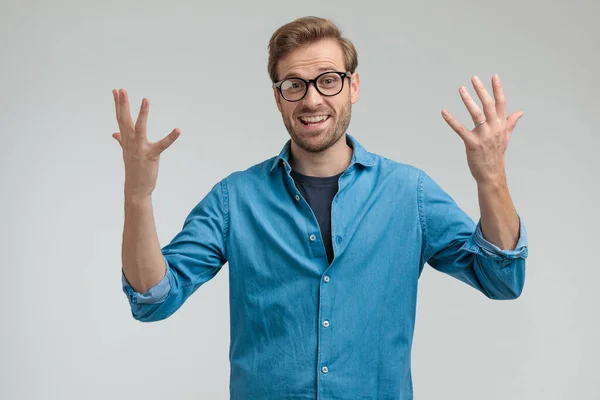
[{"xmin": 1, "ymin": 0, "xmax": 598, "ymax": 398}]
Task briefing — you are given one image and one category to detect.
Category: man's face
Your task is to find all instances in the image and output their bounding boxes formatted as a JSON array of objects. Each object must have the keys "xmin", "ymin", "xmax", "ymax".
[{"xmin": 273, "ymin": 38, "xmax": 360, "ymax": 154}]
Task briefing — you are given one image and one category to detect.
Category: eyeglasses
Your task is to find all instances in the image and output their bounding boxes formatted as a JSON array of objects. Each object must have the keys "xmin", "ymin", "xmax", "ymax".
[{"xmin": 273, "ymin": 71, "xmax": 352, "ymax": 102}]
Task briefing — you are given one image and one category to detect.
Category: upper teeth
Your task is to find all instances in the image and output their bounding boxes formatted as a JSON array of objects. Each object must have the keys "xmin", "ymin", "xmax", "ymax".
[{"xmin": 300, "ymin": 115, "xmax": 328, "ymax": 123}]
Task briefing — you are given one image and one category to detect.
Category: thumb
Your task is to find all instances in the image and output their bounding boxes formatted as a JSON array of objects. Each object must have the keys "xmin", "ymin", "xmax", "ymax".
[
  {"xmin": 153, "ymin": 129, "xmax": 181, "ymax": 155},
  {"xmin": 112, "ymin": 132, "xmax": 122, "ymax": 145},
  {"xmin": 507, "ymin": 112, "xmax": 524, "ymax": 133}
]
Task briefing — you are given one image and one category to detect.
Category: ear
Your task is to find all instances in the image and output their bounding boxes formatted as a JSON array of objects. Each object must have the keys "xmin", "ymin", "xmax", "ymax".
[
  {"xmin": 273, "ymin": 87, "xmax": 283, "ymax": 113},
  {"xmin": 350, "ymin": 71, "xmax": 360, "ymax": 104}
]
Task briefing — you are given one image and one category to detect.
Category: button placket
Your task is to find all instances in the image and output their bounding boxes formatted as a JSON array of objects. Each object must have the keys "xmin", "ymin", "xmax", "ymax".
[{"xmin": 320, "ymin": 274, "xmax": 332, "ymax": 382}]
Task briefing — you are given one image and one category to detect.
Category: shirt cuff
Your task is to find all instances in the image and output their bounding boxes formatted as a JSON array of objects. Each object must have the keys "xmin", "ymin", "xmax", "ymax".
[
  {"xmin": 461, "ymin": 213, "xmax": 529, "ymax": 259},
  {"xmin": 121, "ymin": 258, "xmax": 172, "ymax": 304}
]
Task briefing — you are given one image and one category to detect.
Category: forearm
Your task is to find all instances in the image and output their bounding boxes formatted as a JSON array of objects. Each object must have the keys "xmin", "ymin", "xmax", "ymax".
[
  {"xmin": 477, "ymin": 176, "xmax": 520, "ymax": 251},
  {"xmin": 122, "ymin": 195, "xmax": 166, "ymax": 294}
]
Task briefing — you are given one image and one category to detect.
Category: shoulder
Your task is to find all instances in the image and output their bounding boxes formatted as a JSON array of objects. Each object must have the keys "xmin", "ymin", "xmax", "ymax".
[
  {"xmin": 219, "ymin": 156, "xmax": 277, "ymax": 193},
  {"xmin": 367, "ymin": 151, "xmax": 424, "ymax": 184}
]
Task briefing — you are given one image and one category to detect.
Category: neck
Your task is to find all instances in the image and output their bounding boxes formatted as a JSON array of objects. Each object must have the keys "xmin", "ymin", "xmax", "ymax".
[{"xmin": 289, "ymin": 134, "xmax": 353, "ymax": 177}]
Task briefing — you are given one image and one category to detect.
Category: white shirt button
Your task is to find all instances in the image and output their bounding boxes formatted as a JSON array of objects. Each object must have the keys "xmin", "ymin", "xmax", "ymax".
[
  {"xmin": 295, "ymin": 194, "xmax": 300, "ymax": 201},
  {"xmin": 323, "ymin": 320, "xmax": 329, "ymax": 327},
  {"xmin": 324, "ymin": 275, "xmax": 330, "ymax": 282},
  {"xmin": 321, "ymin": 366, "xmax": 328, "ymax": 374},
  {"xmin": 309, "ymin": 234, "xmax": 316, "ymax": 241}
]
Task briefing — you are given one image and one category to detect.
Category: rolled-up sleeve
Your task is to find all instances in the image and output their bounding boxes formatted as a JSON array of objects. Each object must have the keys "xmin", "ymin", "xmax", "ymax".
[
  {"xmin": 121, "ymin": 178, "xmax": 229, "ymax": 322},
  {"xmin": 463, "ymin": 214, "xmax": 528, "ymax": 261},
  {"xmin": 121, "ymin": 261, "xmax": 171, "ymax": 304},
  {"xmin": 418, "ymin": 169, "xmax": 529, "ymax": 300}
]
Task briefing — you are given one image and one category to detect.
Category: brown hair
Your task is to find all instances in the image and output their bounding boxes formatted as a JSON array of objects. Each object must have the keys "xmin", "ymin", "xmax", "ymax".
[{"xmin": 267, "ymin": 16, "xmax": 358, "ymax": 83}]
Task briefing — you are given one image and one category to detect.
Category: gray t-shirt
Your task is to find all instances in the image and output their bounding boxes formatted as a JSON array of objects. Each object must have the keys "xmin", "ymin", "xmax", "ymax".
[{"xmin": 290, "ymin": 169, "xmax": 343, "ymax": 265}]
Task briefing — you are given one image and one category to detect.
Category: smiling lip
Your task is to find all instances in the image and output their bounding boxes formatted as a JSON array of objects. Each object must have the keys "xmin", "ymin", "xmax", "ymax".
[{"xmin": 297, "ymin": 115, "xmax": 331, "ymax": 131}]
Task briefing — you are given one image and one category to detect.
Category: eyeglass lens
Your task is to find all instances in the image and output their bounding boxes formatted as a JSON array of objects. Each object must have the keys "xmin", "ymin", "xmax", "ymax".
[{"xmin": 280, "ymin": 73, "xmax": 343, "ymax": 101}]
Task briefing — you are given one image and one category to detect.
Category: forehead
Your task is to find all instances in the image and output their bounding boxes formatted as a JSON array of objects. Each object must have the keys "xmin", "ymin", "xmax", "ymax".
[{"xmin": 277, "ymin": 39, "xmax": 345, "ymax": 80}]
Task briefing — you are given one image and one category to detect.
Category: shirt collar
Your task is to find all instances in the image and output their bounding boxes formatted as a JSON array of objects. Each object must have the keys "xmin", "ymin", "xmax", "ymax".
[{"xmin": 269, "ymin": 133, "xmax": 376, "ymax": 173}]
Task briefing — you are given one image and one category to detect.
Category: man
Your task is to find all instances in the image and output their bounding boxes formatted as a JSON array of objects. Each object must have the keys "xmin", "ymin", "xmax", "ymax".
[{"xmin": 114, "ymin": 16, "xmax": 528, "ymax": 400}]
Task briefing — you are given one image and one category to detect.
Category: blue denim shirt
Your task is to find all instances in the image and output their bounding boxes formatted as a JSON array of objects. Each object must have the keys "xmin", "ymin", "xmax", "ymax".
[{"xmin": 122, "ymin": 133, "xmax": 528, "ymax": 399}]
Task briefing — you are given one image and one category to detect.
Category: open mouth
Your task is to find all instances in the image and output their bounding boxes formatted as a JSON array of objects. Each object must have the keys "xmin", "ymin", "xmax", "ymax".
[{"xmin": 298, "ymin": 115, "xmax": 331, "ymax": 127}]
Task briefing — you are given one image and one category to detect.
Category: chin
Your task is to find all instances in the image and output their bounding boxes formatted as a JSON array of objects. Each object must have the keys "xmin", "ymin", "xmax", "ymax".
[{"xmin": 294, "ymin": 129, "xmax": 340, "ymax": 153}]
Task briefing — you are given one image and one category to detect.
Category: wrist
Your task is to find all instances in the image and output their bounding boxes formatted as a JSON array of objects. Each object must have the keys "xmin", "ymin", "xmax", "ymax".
[{"xmin": 124, "ymin": 191, "xmax": 152, "ymax": 205}]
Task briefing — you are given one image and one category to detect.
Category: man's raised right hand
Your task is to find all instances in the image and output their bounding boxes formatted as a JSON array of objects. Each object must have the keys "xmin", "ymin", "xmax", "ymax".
[{"xmin": 112, "ymin": 88, "xmax": 180, "ymax": 200}]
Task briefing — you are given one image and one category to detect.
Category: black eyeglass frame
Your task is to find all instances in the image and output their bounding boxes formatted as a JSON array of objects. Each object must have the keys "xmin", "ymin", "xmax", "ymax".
[{"xmin": 272, "ymin": 70, "xmax": 353, "ymax": 102}]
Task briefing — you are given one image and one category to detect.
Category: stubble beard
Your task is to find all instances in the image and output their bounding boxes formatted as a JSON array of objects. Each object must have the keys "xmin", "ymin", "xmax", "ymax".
[{"xmin": 283, "ymin": 101, "xmax": 352, "ymax": 154}]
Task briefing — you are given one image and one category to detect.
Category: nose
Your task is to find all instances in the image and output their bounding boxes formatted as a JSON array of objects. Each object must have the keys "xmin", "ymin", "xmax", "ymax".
[{"xmin": 302, "ymin": 82, "xmax": 322, "ymax": 108}]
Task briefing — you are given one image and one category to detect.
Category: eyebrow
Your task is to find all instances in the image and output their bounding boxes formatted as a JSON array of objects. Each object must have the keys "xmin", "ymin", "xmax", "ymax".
[{"xmin": 281, "ymin": 66, "xmax": 337, "ymax": 81}]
